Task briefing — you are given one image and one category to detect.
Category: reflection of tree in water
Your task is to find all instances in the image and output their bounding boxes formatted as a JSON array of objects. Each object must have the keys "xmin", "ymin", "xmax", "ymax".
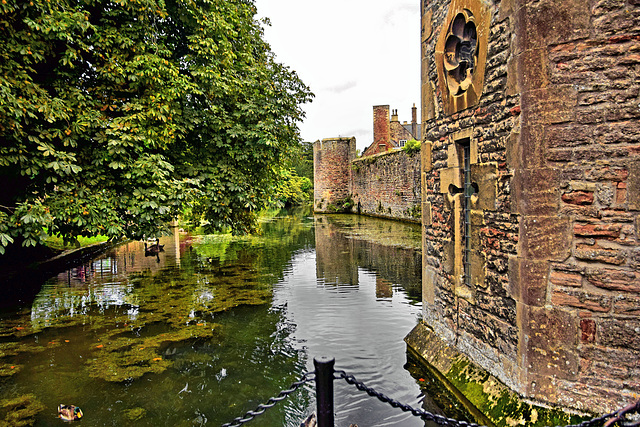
[{"xmin": 0, "ymin": 210, "xmax": 316, "ymax": 425}]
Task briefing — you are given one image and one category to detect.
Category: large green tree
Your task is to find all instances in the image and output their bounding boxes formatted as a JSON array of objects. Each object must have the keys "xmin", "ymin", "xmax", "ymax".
[{"xmin": 0, "ymin": 0, "xmax": 312, "ymax": 254}]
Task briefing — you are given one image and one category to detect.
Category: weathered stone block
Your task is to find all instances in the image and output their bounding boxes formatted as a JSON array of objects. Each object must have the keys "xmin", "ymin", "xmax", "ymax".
[
  {"xmin": 470, "ymin": 162, "xmax": 498, "ymax": 211},
  {"xmin": 585, "ymin": 268, "xmax": 640, "ymax": 292},
  {"xmin": 424, "ymin": 265, "xmax": 437, "ymax": 305},
  {"xmin": 549, "ymin": 266, "xmax": 583, "ymax": 288},
  {"xmin": 509, "ymin": 257, "xmax": 549, "ymax": 306},
  {"xmin": 580, "ymin": 319, "xmax": 597, "ymax": 343},
  {"xmin": 562, "ymin": 191, "xmax": 594, "ymax": 206},
  {"xmin": 574, "ymin": 223, "xmax": 622, "ymax": 238},
  {"xmin": 516, "ymin": 47, "xmax": 549, "ymax": 92},
  {"xmin": 629, "ymin": 160, "xmax": 640, "ymax": 210},
  {"xmin": 514, "ymin": 0, "xmax": 592, "ymax": 54},
  {"xmin": 443, "ymin": 239, "xmax": 455, "ymax": 274},
  {"xmin": 613, "ymin": 295, "xmax": 640, "ymax": 316},
  {"xmin": 575, "ymin": 243, "xmax": 627, "ymax": 265},
  {"xmin": 422, "ymin": 201, "xmax": 432, "ymax": 226},
  {"xmin": 422, "ymin": 140, "xmax": 433, "ymax": 173},
  {"xmin": 551, "ymin": 288, "xmax": 612, "ymax": 313},
  {"xmin": 599, "ymin": 319, "xmax": 640, "ymax": 350},
  {"xmin": 521, "ymin": 216, "xmax": 571, "ymax": 261},
  {"xmin": 525, "ymin": 307, "xmax": 579, "ymax": 380},
  {"xmin": 440, "ymin": 167, "xmax": 462, "ymax": 194},
  {"xmin": 521, "ymin": 86, "xmax": 578, "ymax": 125},
  {"xmin": 512, "ymin": 168, "xmax": 561, "ymax": 216},
  {"xmin": 526, "ymin": 307, "xmax": 577, "ymax": 347}
]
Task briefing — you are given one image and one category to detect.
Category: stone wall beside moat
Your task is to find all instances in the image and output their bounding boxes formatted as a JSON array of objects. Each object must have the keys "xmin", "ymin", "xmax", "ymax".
[{"xmin": 415, "ymin": 0, "xmax": 640, "ymax": 418}]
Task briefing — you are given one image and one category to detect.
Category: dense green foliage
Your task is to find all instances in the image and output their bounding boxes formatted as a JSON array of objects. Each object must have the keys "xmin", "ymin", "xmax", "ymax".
[
  {"xmin": 0, "ymin": 0, "xmax": 312, "ymax": 254},
  {"xmin": 273, "ymin": 168, "xmax": 312, "ymax": 207},
  {"xmin": 289, "ymin": 140, "xmax": 313, "ymax": 181},
  {"xmin": 402, "ymin": 138, "xmax": 421, "ymax": 156},
  {"xmin": 272, "ymin": 140, "xmax": 313, "ymax": 207}
]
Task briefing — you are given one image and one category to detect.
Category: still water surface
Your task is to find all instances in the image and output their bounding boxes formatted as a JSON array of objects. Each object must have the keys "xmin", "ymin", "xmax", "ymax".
[{"xmin": 0, "ymin": 211, "xmax": 472, "ymax": 426}]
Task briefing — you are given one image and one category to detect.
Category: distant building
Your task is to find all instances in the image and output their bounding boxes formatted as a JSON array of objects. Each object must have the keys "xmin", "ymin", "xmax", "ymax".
[{"xmin": 362, "ymin": 104, "xmax": 421, "ymax": 157}]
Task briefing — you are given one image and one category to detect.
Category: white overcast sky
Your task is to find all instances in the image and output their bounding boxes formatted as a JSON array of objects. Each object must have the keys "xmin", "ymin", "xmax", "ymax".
[{"xmin": 254, "ymin": 0, "xmax": 421, "ymax": 151}]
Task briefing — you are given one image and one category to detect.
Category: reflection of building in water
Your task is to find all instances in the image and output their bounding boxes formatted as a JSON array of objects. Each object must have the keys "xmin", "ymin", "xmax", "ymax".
[
  {"xmin": 375, "ymin": 278, "xmax": 393, "ymax": 299},
  {"xmin": 314, "ymin": 216, "xmax": 358, "ymax": 287},
  {"xmin": 314, "ymin": 215, "xmax": 421, "ymax": 300}
]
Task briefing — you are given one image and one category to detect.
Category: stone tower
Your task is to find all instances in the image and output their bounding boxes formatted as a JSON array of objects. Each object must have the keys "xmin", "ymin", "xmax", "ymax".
[{"xmin": 313, "ymin": 137, "xmax": 356, "ymax": 213}]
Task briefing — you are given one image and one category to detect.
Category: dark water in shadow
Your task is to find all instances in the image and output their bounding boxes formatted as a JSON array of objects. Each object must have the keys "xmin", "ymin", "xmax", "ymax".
[{"xmin": 0, "ymin": 210, "xmax": 472, "ymax": 426}]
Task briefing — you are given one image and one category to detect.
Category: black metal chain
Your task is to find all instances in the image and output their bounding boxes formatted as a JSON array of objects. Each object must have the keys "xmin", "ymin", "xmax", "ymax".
[
  {"xmin": 221, "ymin": 372, "xmax": 315, "ymax": 427},
  {"xmin": 221, "ymin": 364, "xmax": 640, "ymax": 427},
  {"xmin": 335, "ymin": 369, "xmax": 640, "ymax": 427},
  {"xmin": 335, "ymin": 369, "xmax": 485, "ymax": 427}
]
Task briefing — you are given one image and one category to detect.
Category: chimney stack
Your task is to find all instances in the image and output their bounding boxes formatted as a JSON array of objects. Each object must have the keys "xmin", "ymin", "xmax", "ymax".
[
  {"xmin": 373, "ymin": 105, "xmax": 391, "ymax": 147},
  {"xmin": 411, "ymin": 103, "xmax": 418, "ymax": 139}
]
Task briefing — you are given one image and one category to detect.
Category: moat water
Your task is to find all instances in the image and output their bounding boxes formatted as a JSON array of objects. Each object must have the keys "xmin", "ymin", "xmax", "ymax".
[{"xmin": 0, "ymin": 209, "xmax": 473, "ymax": 426}]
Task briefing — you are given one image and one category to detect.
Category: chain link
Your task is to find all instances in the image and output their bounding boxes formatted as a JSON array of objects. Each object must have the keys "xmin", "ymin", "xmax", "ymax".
[
  {"xmin": 222, "ymin": 365, "xmax": 639, "ymax": 427},
  {"xmin": 335, "ymin": 370, "xmax": 485, "ymax": 427},
  {"xmin": 221, "ymin": 372, "xmax": 315, "ymax": 427}
]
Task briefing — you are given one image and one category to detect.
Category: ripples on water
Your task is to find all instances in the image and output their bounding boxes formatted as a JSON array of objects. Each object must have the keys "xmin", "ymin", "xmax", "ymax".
[{"xmin": 0, "ymin": 211, "xmax": 472, "ymax": 426}]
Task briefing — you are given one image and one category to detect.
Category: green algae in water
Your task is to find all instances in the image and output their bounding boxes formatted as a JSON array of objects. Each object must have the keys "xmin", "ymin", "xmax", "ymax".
[
  {"xmin": 123, "ymin": 406, "xmax": 147, "ymax": 421},
  {"xmin": 0, "ymin": 363, "xmax": 21, "ymax": 377},
  {"xmin": 0, "ymin": 394, "xmax": 46, "ymax": 427},
  {"xmin": 87, "ymin": 323, "xmax": 219, "ymax": 382}
]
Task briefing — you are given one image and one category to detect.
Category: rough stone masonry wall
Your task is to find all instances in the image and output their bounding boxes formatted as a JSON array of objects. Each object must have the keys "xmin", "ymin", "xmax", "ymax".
[
  {"xmin": 351, "ymin": 150, "xmax": 422, "ymax": 222},
  {"xmin": 421, "ymin": 0, "xmax": 640, "ymax": 414},
  {"xmin": 510, "ymin": 0, "xmax": 640, "ymax": 412},
  {"xmin": 421, "ymin": 0, "xmax": 523, "ymax": 395},
  {"xmin": 313, "ymin": 138, "xmax": 356, "ymax": 213}
]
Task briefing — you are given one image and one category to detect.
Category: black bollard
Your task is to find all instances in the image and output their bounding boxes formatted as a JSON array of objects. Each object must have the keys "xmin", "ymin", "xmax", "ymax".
[{"xmin": 314, "ymin": 356, "xmax": 335, "ymax": 427}]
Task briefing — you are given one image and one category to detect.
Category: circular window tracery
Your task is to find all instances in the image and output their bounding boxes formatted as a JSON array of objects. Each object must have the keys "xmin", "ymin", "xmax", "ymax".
[{"xmin": 443, "ymin": 11, "xmax": 478, "ymax": 96}]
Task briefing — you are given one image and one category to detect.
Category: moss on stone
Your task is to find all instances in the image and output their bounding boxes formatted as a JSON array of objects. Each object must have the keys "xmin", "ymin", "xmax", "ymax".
[
  {"xmin": 406, "ymin": 323, "xmax": 591, "ymax": 427},
  {"xmin": 445, "ymin": 357, "xmax": 586, "ymax": 427}
]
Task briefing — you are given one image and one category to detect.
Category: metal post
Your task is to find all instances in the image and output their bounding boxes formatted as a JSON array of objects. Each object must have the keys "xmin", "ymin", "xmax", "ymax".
[{"xmin": 314, "ymin": 356, "xmax": 335, "ymax": 427}]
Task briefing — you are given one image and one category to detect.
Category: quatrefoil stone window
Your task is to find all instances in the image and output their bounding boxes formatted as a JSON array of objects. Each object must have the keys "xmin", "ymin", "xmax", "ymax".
[
  {"xmin": 434, "ymin": 0, "xmax": 490, "ymax": 115},
  {"xmin": 444, "ymin": 11, "xmax": 478, "ymax": 96}
]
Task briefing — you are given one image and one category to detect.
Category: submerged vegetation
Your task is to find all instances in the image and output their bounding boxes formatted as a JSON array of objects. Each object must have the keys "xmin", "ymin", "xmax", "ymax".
[{"xmin": 0, "ymin": 394, "xmax": 46, "ymax": 427}]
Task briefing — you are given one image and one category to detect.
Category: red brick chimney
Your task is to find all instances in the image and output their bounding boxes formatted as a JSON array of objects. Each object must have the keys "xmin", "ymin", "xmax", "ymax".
[
  {"xmin": 411, "ymin": 103, "xmax": 417, "ymax": 139},
  {"xmin": 373, "ymin": 105, "xmax": 390, "ymax": 146}
]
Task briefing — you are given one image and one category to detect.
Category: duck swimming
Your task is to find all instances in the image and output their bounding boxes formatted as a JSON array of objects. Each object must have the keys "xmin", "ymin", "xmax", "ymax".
[{"xmin": 58, "ymin": 404, "xmax": 83, "ymax": 421}]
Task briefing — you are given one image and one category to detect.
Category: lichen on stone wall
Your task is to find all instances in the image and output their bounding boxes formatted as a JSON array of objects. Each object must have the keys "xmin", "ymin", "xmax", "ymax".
[{"xmin": 406, "ymin": 323, "xmax": 589, "ymax": 427}]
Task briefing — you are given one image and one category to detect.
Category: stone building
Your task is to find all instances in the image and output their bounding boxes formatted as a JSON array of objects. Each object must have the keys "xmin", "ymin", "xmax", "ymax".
[
  {"xmin": 363, "ymin": 105, "xmax": 422, "ymax": 156},
  {"xmin": 314, "ymin": 103, "xmax": 424, "ymax": 222},
  {"xmin": 410, "ymin": 0, "xmax": 640, "ymax": 416}
]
